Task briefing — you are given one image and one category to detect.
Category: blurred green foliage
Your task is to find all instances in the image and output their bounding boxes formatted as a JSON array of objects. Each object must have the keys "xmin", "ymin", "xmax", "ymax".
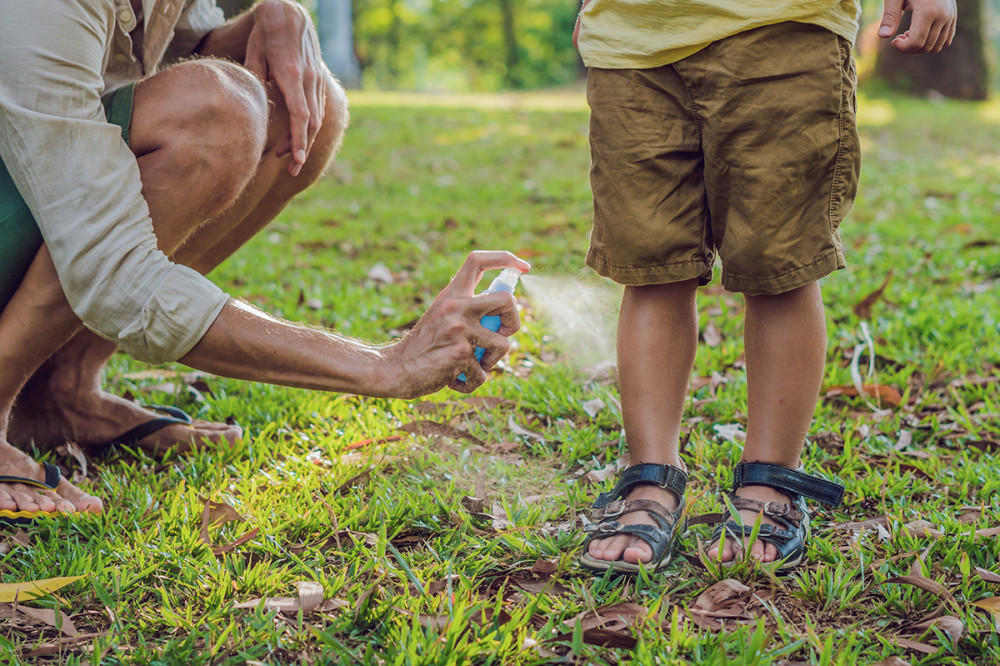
[{"xmin": 352, "ymin": 0, "xmax": 582, "ymax": 91}]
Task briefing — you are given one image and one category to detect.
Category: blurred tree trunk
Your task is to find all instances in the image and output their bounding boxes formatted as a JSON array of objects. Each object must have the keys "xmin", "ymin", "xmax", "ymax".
[
  {"xmin": 499, "ymin": 0, "xmax": 521, "ymax": 88},
  {"xmin": 873, "ymin": 0, "xmax": 989, "ymax": 100}
]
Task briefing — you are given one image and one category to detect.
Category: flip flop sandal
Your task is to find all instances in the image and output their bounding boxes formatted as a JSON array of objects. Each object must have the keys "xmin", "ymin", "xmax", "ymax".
[
  {"xmin": 693, "ymin": 461, "xmax": 844, "ymax": 573},
  {"xmin": 580, "ymin": 463, "xmax": 687, "ymax": 574},
  {"xmin": 104, "ymin": 404, "xmax": 194, "ymax": 448},
  {"xmin": 0, "ymin": 461, "xmax": 65, "ymax": 526}
]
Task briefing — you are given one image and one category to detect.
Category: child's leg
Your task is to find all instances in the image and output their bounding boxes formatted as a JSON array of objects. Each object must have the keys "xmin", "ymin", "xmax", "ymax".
[
  {"xmin": 586, "ymin": 279, "xmax": 698, "ymax": 565},
  {"xmin": 707, "ymin": 281, "xmax": 827, "ymax": 562}
]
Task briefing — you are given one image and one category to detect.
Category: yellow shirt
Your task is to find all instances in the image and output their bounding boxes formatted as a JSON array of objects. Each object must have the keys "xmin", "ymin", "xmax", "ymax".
[{"xmin": 578, "ymin": 0, "xmax": 862, "ymax": 69}]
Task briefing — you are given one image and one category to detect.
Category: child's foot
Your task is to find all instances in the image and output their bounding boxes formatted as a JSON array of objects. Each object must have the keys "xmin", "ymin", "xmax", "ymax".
[
  {"xmin": 581, "ymin": 462, "xmax": 688, "ymax": 573},
  {"xmin": 706, "ymin": 484, "xmax": 791, "ymax": 563},
  {"xmin": 586, "ymin": 484, "xmax": 681, "ymax": 565}
]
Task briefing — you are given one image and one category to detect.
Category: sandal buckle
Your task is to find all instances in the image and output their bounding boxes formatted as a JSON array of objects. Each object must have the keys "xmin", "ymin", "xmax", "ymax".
[
  {"xmin": 598, "ymin": 521, "xmax": 622, "ymax": 533},
  {"xmin": 603, "ymin": 499, "xmax": 626, "ymax": 518},
  {"xmin": 763, "ymin": 501, "xmax": 790, "ymax": 518}
]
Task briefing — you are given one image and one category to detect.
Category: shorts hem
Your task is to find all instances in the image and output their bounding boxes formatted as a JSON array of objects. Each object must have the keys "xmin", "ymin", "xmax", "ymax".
[
  {"xmin": 722, "ymin": 249, "xmax": 845, "ymax": 296},
  {"xmin": 587, "ymin": 248, "xmax": 712, "ymax": 286}
]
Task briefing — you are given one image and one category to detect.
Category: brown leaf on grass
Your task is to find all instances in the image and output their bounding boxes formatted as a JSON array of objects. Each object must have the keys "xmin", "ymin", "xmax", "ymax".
[
  {"xmin": 463, "ymin": 396, "xmax": 516, "ymax": 410},
  {"xmin": 397, "ymin": 420, "xmax": 485, "ymax": 447},
  {"xmin": 976, "ymin": 568, "xmax": 1000, "ymax": 584},
  {"xmin": 583, "ymin": 457, "xmax": 627, "ymax": 485},
  {"xmin": 582, "ymin": 398, "xmax": 605, "ymax": 418},
  {"xmin": 19, "ymin": 633, "xmax": 105, "ymax": 658},
  {"xmin": 702, "ymin": 321, "xmax": 722, "ymax": 347},
  {"xmin": 212, "ymin": 527, "xmax": 260, "ymax": 556},
  {"xmin": 905, "ymin": 615, "xmax": 964, "ymax": 646},
  {"xmin": 825, "ymin": 384, "xmax": 903, "ymax": 408},
  {"xmin": 881, "ymin": 575, "xmax": 953, "ymax": 602},
  {"xmin": 904, "ymin": 520, "xmax": 945, "ymax": 539},
  {"xmin": 890, "ymin": 636, "xmax": 939, "ymax": 654},
  {"xmin": 974, "ymin": 526, "xmax": 1000, "ymax": 539},
  {"xmin": 687, "ymin": 579, "xmax": 755, "ymax": 630},
  {"xmin": 547, "ymin": 602, "xmax": 648, "ymax": 649},
  {"xmin": 957, "ymin": 506, "xmax": 983, "ymax": 523},
  {"xmin": 967, "ymin": 440, "xmax": 1000, "ymax": 453},
  {"xmin": 410, "ymin": 574, "xmax": 460, "ymax": 597},
  {"xmin": 334, "ymin": 469, "xmax": 372, "ymax": 494},
  {"xmin": 12, "ymin": 530, "xmax": 31, "ymax": 549},
  {"xmin": 828, "ymin": 516, "xmax": 889, "ymax": 532},
  {"xmin": 10, "ymin": 603, "xmax": 78, "ymax": 637},
  {"xmin": 852, "ymin": 271, "xmax": 893, "ymax": 319},
  {"xmin": 199, "ymin": 496, "xmax": 245, "ymax": 547},
  {"xmin": 288, "ymin": 530, "xmax": 379, "ymax": 555},
  {"xmin": 813, "ymin": 432, "xmax": 845, "ymax": 452},
  {"xmin": 874, "ymin": 658, "xmax": 912, "ymax": 666},
  {"xmin": 234, "ymin": 581, "xmax": 348, "ymax": 615},
  {"xmin": 971, "ymin": 596, "xmax": 1000, "ymax": 631},
  {"xmin": 55, "ymin": 442, "xmax": 88, "ymax": 484},
  {"xmin": 507, "ymin": 415, "xmax": 546, "ymax": 442}
]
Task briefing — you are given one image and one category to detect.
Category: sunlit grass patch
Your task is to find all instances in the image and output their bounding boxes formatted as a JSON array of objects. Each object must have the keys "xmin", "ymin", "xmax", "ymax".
[{"xmin": 3, "ymin": 89, "xmax": 998, "ymax": 664}]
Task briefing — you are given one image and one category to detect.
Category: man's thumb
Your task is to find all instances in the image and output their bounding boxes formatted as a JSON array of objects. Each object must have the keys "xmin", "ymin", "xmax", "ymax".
[{"xmin": 879, "ymin": 0, "xmax": 903, "ymax": 38}]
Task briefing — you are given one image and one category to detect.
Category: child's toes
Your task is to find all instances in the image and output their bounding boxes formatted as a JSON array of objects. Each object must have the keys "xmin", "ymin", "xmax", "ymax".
[{"xmin": 623, "ymin": 540, "xmax": 653, "ymax": 564}]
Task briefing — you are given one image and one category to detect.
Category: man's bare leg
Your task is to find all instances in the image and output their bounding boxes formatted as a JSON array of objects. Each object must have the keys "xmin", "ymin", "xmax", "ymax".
[
  {"xmin": 9, "ymin": 60, "xmax": 347, "ymax": 457},
  {"xmin": 707, "ymin": 282, "xmax": 827, "ymax": 563},
  {"xmin": 586, "ymin": 280, "xmax": 699, "ymax": 565}
]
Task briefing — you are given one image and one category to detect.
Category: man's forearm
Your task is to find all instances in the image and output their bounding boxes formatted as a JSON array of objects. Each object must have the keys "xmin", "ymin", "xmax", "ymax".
[
  {"xmin": 180, "ymin": 298, "xmax": 396, "ymax": 396},
  {"xmin": 196, "ymin": 5, "xmax": 256, "ymax": 61}
]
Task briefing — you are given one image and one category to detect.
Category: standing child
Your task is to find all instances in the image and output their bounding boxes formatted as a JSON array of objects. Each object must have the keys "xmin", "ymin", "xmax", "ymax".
[{"xmin": 575, "ymin": 0, "xmax": 957, "ymax": 573}]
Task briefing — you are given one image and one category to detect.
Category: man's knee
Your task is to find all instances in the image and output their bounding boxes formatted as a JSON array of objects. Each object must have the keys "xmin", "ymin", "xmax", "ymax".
[{"xmin": 133, "ymin": 59, "xmax": 269, "ymax": 213}]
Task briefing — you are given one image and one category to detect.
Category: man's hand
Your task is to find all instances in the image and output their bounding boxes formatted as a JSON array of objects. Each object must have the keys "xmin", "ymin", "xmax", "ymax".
[
  {"xmin": 380, "ymin": 251, "xmax": 531, "ymax": 399},
  {"xmin": 245, "ymin": 0, "xmax": 326, "ymax": 176},
  {"xmin": 879, "ymin": 0, "xmax": 957, "ymax": 54}
]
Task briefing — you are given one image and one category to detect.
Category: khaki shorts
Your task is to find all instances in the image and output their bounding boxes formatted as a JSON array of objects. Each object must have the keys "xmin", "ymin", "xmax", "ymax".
[{"xmin": 586, "ymin": 22, "xmax": 861, "ymax": 295}]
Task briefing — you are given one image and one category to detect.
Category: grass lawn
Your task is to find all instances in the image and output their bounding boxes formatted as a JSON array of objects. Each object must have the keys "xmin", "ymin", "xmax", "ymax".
[{"xmin": 3, "ymin": 88, "xmax": 999, "ymax": 665}]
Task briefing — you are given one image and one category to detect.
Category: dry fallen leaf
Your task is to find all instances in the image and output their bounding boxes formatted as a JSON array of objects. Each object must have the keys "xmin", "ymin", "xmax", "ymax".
[
  {"xmin": 971, "ymin": 596, "xmax": 1000, "ymax": 632},
  {"xmin": 235, "ymin": 581, "xmax": 348, "ymax": 615},
  {"xmin": 825, "ymin": 384, "xmax": 903, "ymax": 408},
  {"xmin": 874, "ymin": 658, "xmax": 911, "ymax": 666},
  {"xmin": 14, "ymin": 603, "xmax": 78, "ymax": 637},
  {"xmin": 852, "ymin": 271, "xmax": 893, "ymax": 319},
  {"xmin": 398, "ymin": 420, "xmax": 485, "ymax": 447},
  {"xmin": 906, "ymin": 614, "xmax": 964, "ymax": 646},
  {"xmin": 0, "ymin": 576, "xmax": 85, "ymax": 603},
  {"xmin": 976, "ymin": 568, "xmax": 1000, "ymax": 585},
  {"xmin": 507, "ymin": 415, "xmax": 546, "ymax": 442},
  {"xmin": 582, "ymin": 398, "xmax": 605, "ymax": 418}
]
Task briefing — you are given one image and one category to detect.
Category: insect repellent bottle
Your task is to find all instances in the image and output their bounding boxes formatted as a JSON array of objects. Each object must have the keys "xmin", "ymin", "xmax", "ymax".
[{"xmin": 458, "ymin": 267, "xmax": 522, "ymax": 382}]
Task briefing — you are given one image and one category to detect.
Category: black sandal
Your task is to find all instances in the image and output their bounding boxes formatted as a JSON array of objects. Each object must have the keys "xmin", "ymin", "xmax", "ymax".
[
  {"xmin": 579, "ymin": 463, "xmax": 687, "ymax": 573},
  {"xmin": 696, "ymin": 461, "xmax": 844, "ymax": 572}
]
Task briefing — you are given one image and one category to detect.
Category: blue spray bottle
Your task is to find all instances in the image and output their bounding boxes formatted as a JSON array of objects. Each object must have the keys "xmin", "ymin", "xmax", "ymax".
[{"xmin": 458, "ymin": 267, "xmax": 522, "ymax": 382}]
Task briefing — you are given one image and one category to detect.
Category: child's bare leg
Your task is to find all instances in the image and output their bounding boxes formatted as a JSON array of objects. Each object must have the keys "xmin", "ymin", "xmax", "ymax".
[
  {"xmin": 587, "ymin": 279, "xmax": 698, "ymax": 565},
  {"xmin": 708, "ymin": 281, "xmax": 827, "ymax": 562}
]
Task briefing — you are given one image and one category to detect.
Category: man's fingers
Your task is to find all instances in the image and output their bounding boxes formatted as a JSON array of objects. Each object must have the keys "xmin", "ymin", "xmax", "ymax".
[
  {"xmin": 879, "ymin": 0, "xmax": 905, "ymax": 37},
  {"xmin": 451, "ymin": 251, "xmax": 531, "ymax": 294}
]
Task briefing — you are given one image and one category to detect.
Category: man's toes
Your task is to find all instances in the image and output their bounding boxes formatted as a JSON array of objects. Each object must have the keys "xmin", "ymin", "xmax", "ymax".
[
  {"xmin": 749, "ymin": 540, "xmax": 767, "ymax": 561},
  {"xmin": 761, "ymin": 542, "xmax": 780, "ymax": 563}
]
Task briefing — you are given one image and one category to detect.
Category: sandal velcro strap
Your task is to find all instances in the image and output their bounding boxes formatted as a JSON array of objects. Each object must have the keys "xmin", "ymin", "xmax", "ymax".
[
  {"xmin": 733, "ymin": 462, "xmax": 843, "ymax": 507},
  {"xmin": 593, "ymin": 463, "xmax": 687, "ymax": 509}
]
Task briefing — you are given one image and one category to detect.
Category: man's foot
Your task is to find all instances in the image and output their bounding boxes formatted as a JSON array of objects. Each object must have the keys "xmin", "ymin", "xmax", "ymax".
[
  {"xmin": 705, "ymin": 484, "xmax": 790, "ymax": 563},
  {"xmin": 10, "ymin": 385, "xmax": 242, "ymax": 456},
  {"xmin": 0, "ymin": 441, "xmax": 103, "ymax": 517}
]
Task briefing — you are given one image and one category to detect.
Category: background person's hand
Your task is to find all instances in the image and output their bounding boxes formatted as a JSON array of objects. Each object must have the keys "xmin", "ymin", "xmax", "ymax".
[
  {"xmin": 380, "ymin": 251, "xmax": 531, "ymax": 399},
  {"xmin": 879, "ymin": 0, "xmax": 957, "ymax": 54},
  {"xmin": 244, "ymin": 0, "xmax": 326, "ymax": 176}
]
